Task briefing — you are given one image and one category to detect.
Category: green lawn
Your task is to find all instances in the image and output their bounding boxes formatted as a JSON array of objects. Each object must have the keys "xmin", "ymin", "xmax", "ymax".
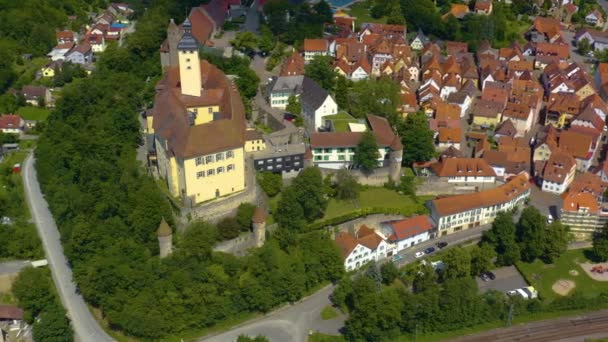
[
  {"xmin": 324, "ymin": 112, "xmax": 360, "ymax": 132},
  {"xmin": 516, "ymin": 249, "xmax": 608, "ymax": 301},
  {"xmin": 17, "ymin": 106, "xmax": 50, "ymax": 121},
  {"xmin": 323, "ymin": 188, "xmax": 430, "ymax": 221},
  {"xmin": 346, "ymin": 1, "xmax": 386, "ymax": 26},
  {"xmin": 308, "ymin": 333, "xmax": 345, "ymax": 342},
  {"xmin": 320, "ymin": 305, "xmax": 339, "ymax": 320}
]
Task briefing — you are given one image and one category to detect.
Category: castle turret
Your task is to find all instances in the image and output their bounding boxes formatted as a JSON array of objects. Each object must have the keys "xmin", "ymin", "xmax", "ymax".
[
  {"xmin": 177, "ymin": 18, "xmax": 201, "ymax": 97},
  {"xmin": 252, "ymin": 207, "xmax": 266, "ymax": 248},
  {"xmin": 389, "ymin": 135, "xmax": 403, "ymax": 183},
  {"xmin": 157, "ymin": 218, "xmax": 173, "ymax": 258}
]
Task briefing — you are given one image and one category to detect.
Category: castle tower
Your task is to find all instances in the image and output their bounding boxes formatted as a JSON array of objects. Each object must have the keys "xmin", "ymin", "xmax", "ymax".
[
  {"xmin": 177, "ymin": 18, "xmax": 201, "ymax": 97},
  {"xmin": 156, "ymin": 218, "xmax": 173, "ymax": 258},
  {"xmin": 389, "ymin": 135, "xmax": 403, "ymax": 183},
  {"xmin": 252, "ymin": 207, "xmax": 266, "ymax": 248},
  {"xmin": 167, "ymin": 18, "xmax": 181, "ymax": 68}
]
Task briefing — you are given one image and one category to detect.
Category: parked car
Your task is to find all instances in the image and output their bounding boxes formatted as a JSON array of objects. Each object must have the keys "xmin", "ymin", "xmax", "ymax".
[
  {"xmin": 392, "ymin": 254, "xmax": 403, "ymax": 262},
  {"xmin": 480, "ymin": 271, "xmax": 496, "ymax": 281},
  {"xmin": 507, "ymin": 286, "xmax": 538, "ymax": 300},
  {"xmin": 424, "ymin": 247, "xmax": 436, "ymax": 254},
  {"xmin": 284, "ymin": 113, "xmax": 296, "ymax": 122},
  {"xmin": 547, "ymin": 214, "xmax": 554, "ymax": 224},
  {"xmin": 436, "ymin": 242, "xmax": 448, "ymax": 249},
  {"xmin": 414, "ymin": 251, "xmax": 425, "ymax": 258}
]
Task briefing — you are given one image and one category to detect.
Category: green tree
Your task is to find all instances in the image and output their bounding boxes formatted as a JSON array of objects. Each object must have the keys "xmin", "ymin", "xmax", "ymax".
[
  {"xmin": 305, "ymin": 55, "xmax": 337, "ymax": 92},
  {"xmin": 217, "ymin": 217, "xmax": 241, "ymax": 240},
  {"xmin": 482, "ymin": 212, "xmax": 520, "ymax": 266},
  {"xmin": 578, "ymin": 38, "xmax": 592, "ymax": 55},
  {"xmin": 32, "ymin": 302, "xmax": 73, "ymax": 342},
  {"xmin": 334, "ymin": 168, "xmax": 359, "ymax": 200},
  {"xmin": 542, "ymin": 221, "xmax": 569, "ymax": 263},
  {"xmin": 344, "ymin": 288, "xmax": 404, "ymax": 341},
  {"xmin": 236, "ymin": 202, "xmax": 257, "ymax": 230},
  {"xmin": 335, "ymin": 75, "xmax": 350, "ymax": 110},
  {"xmin": 275, "ymin": 187, "xmax": 306, "ymax": 230},
  {"xmin": 12, "ymin": 268, "xmax": 55, "ymax": 322},
  {"xmin": 470, "ymin": 244, "xmax": 496, "ymax": 276},
  {"xmin": 386, "ymin": 2, "xmax": 406, "ymax": 25},
  {"xmin": 231, "ymin": 31, "xmax": 258, "ymax": 54},
  {"xmin": 353, "ymin": 131, "xmax": 380, "ymax": 175},
  {"xmin": 258, "ymin": 26, "xmax": 276, "ymax": 54},
  {"xmin": 516, "ymin": 207, "xmax": 546, "ymax": 262},
  {"xmin": 380, "ymin": 262, "xmax": 399, "ymax": 285},
  {"xmin": 285, "ymin": 95, "xmax": 301, "ymax": 115},
  {"xmin": 442, "ymin": 247, "xmax": 471, "ymax": 280},
  {"xmin": 400, "ymin": 111, "xmax": 435, "ymax": 166},
  {"xmin": 313, "ymin": 0, "xmax": 333, "ymax": 23},
  {"xmin": 256, "ymin": 171, "xmax": 283, "ymax": 197},
  {"xmin": 593, "ymin": 224, "xmax": 608, "ymax": 261},
  {"xmin": 291, "ymin": 167, "xmax": 328, "ymax": 221},
  {"xmin": 349, "ymin": 78, "xmax": 401, "ymax": 120},
  {"xmin": 413, "ymin": 264, "xmax": 439, "ymax": 294},
  {"xmin": 179, "ymin": 221, "xmax": 218, "ymax": 260}
]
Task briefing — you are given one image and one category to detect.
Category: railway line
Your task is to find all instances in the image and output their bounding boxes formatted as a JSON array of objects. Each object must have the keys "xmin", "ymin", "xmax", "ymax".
[{"xmin": 453, "ymin": 310, "xmax": 608, "ymax": 342}]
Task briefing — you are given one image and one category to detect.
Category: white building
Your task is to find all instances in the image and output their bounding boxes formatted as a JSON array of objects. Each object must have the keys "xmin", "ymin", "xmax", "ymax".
[
  {"xmin": 267, "ymin": 76, "xmax": 338, "ymax": 131},
  {"xmin": 308, "ymin": 114, "xmax": 403, "ymax": 170},
  {"xmin": 428, "ymin": 173, "xmax": 531, "ymax": 236},
  {"xmin": 380, "ymin": 215, "xmax": 434, "ymax": 251},
  {"xmin": 0, "ymin": 114, "xmax": 24, "ymax": 134},
  {"xmin": 538, "ymin": 151, "xmax": 577, "ymax": 194},
  {"xmin": 429, "ymin": 157, "xmax": 497, "ymax": 184},
  {"xmin": 336, "ymin": 225, "xmax": 390, "ymax": 271}
]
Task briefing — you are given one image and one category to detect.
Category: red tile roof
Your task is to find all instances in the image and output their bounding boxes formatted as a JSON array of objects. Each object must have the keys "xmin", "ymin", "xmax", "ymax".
[
  {"xmin": 0, "ymin": 305, "xmax": 23, "ymax": 320},
  {"xmin": 0, "ymin": 114, "xmax": 23, "ymax": 129},
  {"xmin": 385, "ymin": 215, "xmax": 433, "ymax": 241},
  {"xmin": 304, "ymin": 39, "xmax": 328, "ymax": 52}
]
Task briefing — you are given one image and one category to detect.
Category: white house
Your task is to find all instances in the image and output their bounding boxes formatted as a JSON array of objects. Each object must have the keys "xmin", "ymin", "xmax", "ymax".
[
  {"xmin": 447, "ymin": 91, "xmax": 473, "ymax": 117},
  {"xmin": 538, "ymin": 151, "xmax": 577, "ymax": 194},
  {"xmin": 47, "ymin": 42, "xmax": 74, "ymax": 61},
  {"xmin": 267, "ymin": 76, "xmax": 337, "ymax": 131},
  {"xmin": 309, "ymin": 114, "xmax": 402, "ymax": 170},
  {"xmin": 0, "ymin": 114, "xmax": 25, "ymax": 134},
  {"xmin": 429, "ymin": 157, "xmax": 497, "ymax": 184},
  {"xmin": 65, "ymin": 43, "xmax": 92, "ymax": 65},
  {"xmin": 336, "ymin": 225, "xmax": 390, "ymax": 271},
  {"xmin": 586, "ymin": 10, "xmax": 604, "ymax": 27},
  {"xmin": 410, "ymin": 29, "xmax": 429, "ymax": 51},
  {"xmin": 303, "ymin": 39, "xmax": 329, "ymax": 63},
  {"xmin": 429, "ymin": 173, "xmax": 531, "ymax": 236},
  {"xmin": 381, "ymin": 215, "xmax": 434, "ymax": 251}
]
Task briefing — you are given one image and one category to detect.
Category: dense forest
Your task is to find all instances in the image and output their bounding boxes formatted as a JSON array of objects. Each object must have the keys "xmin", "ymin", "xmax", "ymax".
[{"xmin": 33, "ymin": 0, "xmax": 343, "ymax": 339}]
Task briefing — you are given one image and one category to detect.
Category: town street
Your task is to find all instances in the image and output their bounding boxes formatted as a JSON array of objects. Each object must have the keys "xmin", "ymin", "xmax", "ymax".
[{"xmin": 22, "ymin": 154, "xmax": 115, "ymax": 342}]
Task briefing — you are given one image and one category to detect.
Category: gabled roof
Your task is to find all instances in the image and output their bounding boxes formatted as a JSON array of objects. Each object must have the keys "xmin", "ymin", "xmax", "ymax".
[
  {"xmin": 310, "ymin": 114, "xmax": 401, "ymax": 149},
  {"xmin": 384, "ymin": 215, "xmax": 433, "ymax": 241},
  {"xmin": 559, "ymin": 130, "xmax": 593, "ymax": 159},
  {"xmin": 304, "ymin": 38, "xmax": 328, "ymax": 52},
  {"xmin": 430, "ymin": 157, "xmax": 496, "ymax": 177},
  {"xmin": 438, "ymin": 127, "xmax": 462, "ymax": 143},
  {"xmin": 541, "ymin": 151, "xmax": 576, "ymax": 184},
  {"xmin": 431, "ymin": 173, "xmax": 530, "ymax": 216},
  {"xmin": 0, "ymin": 114, "xmax": 23, "ymax": 129},
  {"xmin": 280, "ymin": 51, "xmax": 305, "ymax": 76}
]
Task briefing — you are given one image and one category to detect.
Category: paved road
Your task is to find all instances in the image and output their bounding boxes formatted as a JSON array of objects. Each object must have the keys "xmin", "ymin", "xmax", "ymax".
[
  {"xmin": 22, "ymin": 154, "xmax": 115, "ymax": 342},
  {"xmin": 200, "ymin": 285, "xmax": 343, "ymax": 342},
  {"xmin": 0, "ymin": 260, "xmax": 30, "ymax": 276},
  {"xmin": 244, "ymin": 0, "xmax": 260, "ymax": 34}
]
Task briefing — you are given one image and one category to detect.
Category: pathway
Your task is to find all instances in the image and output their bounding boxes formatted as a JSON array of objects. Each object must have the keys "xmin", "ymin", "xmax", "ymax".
[{"xmin": 22, "ymin": 154, "xmax": 115, "ymax": 342}]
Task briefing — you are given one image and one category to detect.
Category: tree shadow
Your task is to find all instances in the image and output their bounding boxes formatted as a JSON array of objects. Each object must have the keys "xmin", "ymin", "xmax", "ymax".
[{"xmin": 583, "ymin": 249, "xmax": 601, "ymax": 263}]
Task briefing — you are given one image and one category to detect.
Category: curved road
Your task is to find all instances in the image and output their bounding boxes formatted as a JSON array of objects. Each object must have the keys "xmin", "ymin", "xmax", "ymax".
[{"xmin": 22, "ymin": 154, "xmax": 115, "ymax": 342}]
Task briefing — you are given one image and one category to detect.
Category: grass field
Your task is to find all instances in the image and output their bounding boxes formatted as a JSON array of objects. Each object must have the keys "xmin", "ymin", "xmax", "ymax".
[
  {"xmin": 308, "ymin": 333, "xmax": 345, "ymax": 342},
  {"xmin": 17, "ymin": 106, "xmax": 50, "ymax": 121},
  {"xmin": 346, "ymin": 1, "xmax": 386, "ymax": 26},
  {"xmin": 516, "ymin": 249, "xmax": 608, "ymax": 301},
  {"xmin": 321, "ymin": 305, "xmax": 339, "ymax": 320},
  {"xmin": 324, "ymin": 112, "xmax": 361, "ymax": 132},
  {"xmin": 323, "ymin": 188, "xmax": 430, "ymax": 220}
]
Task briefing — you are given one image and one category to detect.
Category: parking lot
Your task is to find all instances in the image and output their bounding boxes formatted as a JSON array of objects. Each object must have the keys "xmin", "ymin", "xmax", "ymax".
[{"xmin": 476, "ymin": 266, "xmax": 529, "ymax": 294}]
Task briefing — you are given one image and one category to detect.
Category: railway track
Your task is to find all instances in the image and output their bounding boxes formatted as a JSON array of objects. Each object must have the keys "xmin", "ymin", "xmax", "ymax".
[{"xmin": 453, "ymin": 310, "xmax": 608, "ymax": 342}]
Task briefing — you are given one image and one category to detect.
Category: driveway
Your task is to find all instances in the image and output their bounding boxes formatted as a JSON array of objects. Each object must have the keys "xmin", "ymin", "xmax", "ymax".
[
  {"xmin": 0, "ymin": 260, "xmax": 30, "ymax": 276},
  {"xmin": 476, "ymin": 266, "xmax": 529, "ymax": 294},
  {"xmin": 22, "ymin": 154, "xmax": 115, "ymax": 342},
  {"xmin": 200, "ymin": 285, "xmax": 344, "ymax": 342}
]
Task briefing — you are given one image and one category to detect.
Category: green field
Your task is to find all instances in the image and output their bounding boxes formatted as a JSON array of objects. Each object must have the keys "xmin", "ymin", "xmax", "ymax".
[
  {"xmin": 308, "ymin": 333, "xmax": 345, "ymax": 342},
  {"xmin": 516, "ymin": 249, "xmax": 608, "ymax": 301},
  {"xmin": 323, "ymin": 188, "xmax": 430, "ymax": 220},
  {"xmin": 320, "ymin": 305, "xmax": 339, "ymax": 320},
  {"xmin": 324, "ymin": 112, "xmax": 361, "ymax": 132},
  {"xmin": 17, "ymin": 106, "xmax": 50, "ymax": 121},
  {"xmin": 346, "ymin": 1, "xmax": 386, "ymax": 26}
]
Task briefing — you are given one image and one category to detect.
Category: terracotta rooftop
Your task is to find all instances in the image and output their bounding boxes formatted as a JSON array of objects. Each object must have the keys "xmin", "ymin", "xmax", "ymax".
[
  {"xmin": 541, "ymin": 151, "xmax": 576, "ymax": 184},
  {"xmin": 0, "ymin": 305, "xmax": 23, "ymax": 320},
  {"xmin": 562, "ymin": 192, "xmax": 599, "ymax": 214},
  {"xmin": 438, "ymin": 127, "xmax": 462, "ymax": 143},
  {"xmin": 304, "ymin": 39, "xmax": 328, "ymax": 52},
  {"xmin": 0, "ymin": 114, "xmax": 23, "ymax": 130},
  {"xmin": 384, "ymin": 215, "xmax": 433, "ymax": 241},
  {"xmin": 310, "ymin": 114, "xmax": 401, "ymax": 150},
  {"xmin": 431, "ymin": 172, "xmax": 530, "ymax": 216},
  {"xmin": 430, "ymin": 157, "xmax": 496, "ymax": 178},
  {"xmin": 559, "ymin": 130, "xmax": 593, "ymax": 159}
]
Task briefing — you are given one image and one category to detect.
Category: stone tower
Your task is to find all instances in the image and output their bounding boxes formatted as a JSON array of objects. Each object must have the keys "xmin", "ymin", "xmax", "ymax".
[
  {"xmin": 303, "ymin": 147, "xmax": 314, "ymax": 169},
  {"xmin": 177, "ymin": 18, "xmax": 201, "ymax": 97},
  {"xmin": 252, "ymin": 207, "xmax": 266, "ymax": 248},
  {"xmin": 157, "ymin": 218, "xmax": 173, "ymax": 258},
  {"xmin": 166, "ymin": 18, "xmax": 182, "ymax": 69},
  {"xmin": 389, "ymin": 135, "xmax": 403, "ymax": 183}
]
